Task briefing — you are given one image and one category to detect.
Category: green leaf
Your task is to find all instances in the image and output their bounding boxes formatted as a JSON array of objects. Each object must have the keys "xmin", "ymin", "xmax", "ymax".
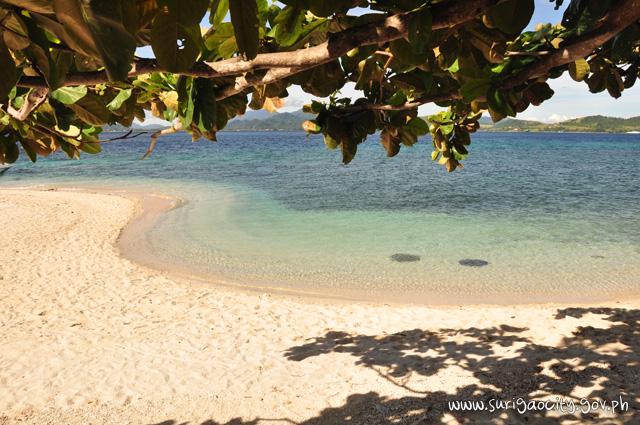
[
  {"xmin": 68, "ymin": 94, "xmax": 113, "ymax": 126},
  {"xmin": 569, "ymin": 58, "xmax": 590, "ymax": 82},
  {"xmin": 79, "ymin": 142, "xmax": 102, "ymax": 154},
  {"xmin": 460, "ymin": 79, "xmax": 491, "ymax": 102},
  {"xmin": 408, "ymin": 7, "xmax": 432, "ymax": 54},
  {"xmin": 405, "ymin": 117, "xmax": 429, "ymax": 136},
  {"xmin": 299, "ymin": 61, "xmax": 345, "ymax": 97},
  {"xmin": 53, "ymin": 0, "xmax": 136, "ymax": 80},
  {"xmin": 21, "ymin": 16, "xmax": 56, "ymax": 85},
  {"xmin": 151, "ymin": 4, "xmax": 201, "ymax": 72},
  {"xmin": 439, "ymin": 123, "xmax": 455, "ymax": 136},
  {"xmin": 0, "ymin": 135, "xmax": 19, "ymax": 164},
  {"xmin": 193, "ymin": 78, "xmax": 217, "ymax": 132},
  {"xmin": 175, "ymin": 0, "xmax": 209, "ymax": 25},
  {"xmin": 19, "ymin": 139, "xmax": 37, "ymax": 162},
  {"xmin": 209, "ymin": 0, "xmax": 229, "ymax": 27},
  {"xmin": 0, "ymin": 37, "xmax": 17, "ymax": 102},
  {"xmin": 107, "ymin": 89, "xmax": 133, "ymax": 110},
  {"xmin": 341, "ymin": 138, "xmax": 358, "ymax": 164},
  {"xmin": 606, "ymin": 68, "xmax": 624, "ymax": 99},
  {"xmin": 48, "ymin": 50, "xmax": 74, "ymax": 89},
  {"xmin": 307, "ymin": 0, "xmax": 352, "ymax": 17},
  {"xmin": 274, "ymin": 6, "xmax": 305, "ymax": 47},
  {"xmin": 398, "ymin": 127, "xmax": 418, "ymax": 146},
  {"xmin": 50, "ymin": 86, "xmax": 88, "ymax": 105},
  {"xmin": 323, "ymin": 134, "xmax": 338, "ymax": 150},
  {"xmin": 390, "ymin": 38, "xmax": 428, "ymax": 71},
  {"xmin": 487, "ymin": 86, "xmax": 515, "ymax": 117},
  {"xmin": 525, "ymin": 82, "xmax": 554, "ymax": 106},
  {"xmin": 380, "ymin": 129, "xmax": 401, "ymax": 157},
  {"xmin": 229, "ymin": 0, "xmax": 260, "ymax": 59},
  {"xmin": 486, "ymin": 0, "xmax": 534, "ymax": 34}
]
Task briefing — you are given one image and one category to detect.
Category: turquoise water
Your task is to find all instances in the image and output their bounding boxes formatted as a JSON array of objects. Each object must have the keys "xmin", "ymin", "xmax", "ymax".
[{"xmin": 2, "ymin": 131, "xmax": 640, "ymax": 302}]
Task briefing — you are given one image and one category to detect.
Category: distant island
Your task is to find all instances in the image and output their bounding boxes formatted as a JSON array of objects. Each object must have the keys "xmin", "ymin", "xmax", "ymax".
[
  {"xmin": 223, "ymin": 112, "xmax": 640, "ymax": 133},
  {"xmin": 480, "ymin": 115, "xmax": 640, "ymax": 133},
  {"xmin": 105, "ymin": 112, "xmax": 640, "ymax": 134}
]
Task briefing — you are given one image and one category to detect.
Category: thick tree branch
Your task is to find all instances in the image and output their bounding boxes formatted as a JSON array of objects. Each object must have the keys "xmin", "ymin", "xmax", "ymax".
[
  {"xmin": 216, "ymin": 67, "xmax": 307, "ymax": 100},
  {"xmin": 16, "ymin": 0, "xmax": 503, "ymax": 89}
]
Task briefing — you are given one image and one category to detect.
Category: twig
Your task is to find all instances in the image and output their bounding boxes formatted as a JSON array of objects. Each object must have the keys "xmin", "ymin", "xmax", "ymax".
[
  {"xmin": 102, "ymin": 130, "xmax": 149, "ymax": 142},
  {"xmin": 141, "ymin": 122, "xmax": 183, "ymax": 159},
  {"xmin": 505, "ymin": 50, "xmax": 551, "ymax": 56}
]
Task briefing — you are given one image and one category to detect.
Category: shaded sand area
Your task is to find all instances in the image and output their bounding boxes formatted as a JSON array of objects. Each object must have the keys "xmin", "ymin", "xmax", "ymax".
[{"xmin": 1, "ymin": 188, "xmax": 639, "ymax": 424}]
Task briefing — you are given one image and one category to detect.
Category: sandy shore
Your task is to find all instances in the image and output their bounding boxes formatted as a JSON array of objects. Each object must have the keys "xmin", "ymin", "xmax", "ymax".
[{"xmin": 1, "ymin": 188, "xmax": 638, "ymax": 424}]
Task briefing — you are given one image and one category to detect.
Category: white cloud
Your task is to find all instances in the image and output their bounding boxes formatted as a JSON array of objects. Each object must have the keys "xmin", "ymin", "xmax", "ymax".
[{"xmin": 546, "ymin": 113, "xmax": 576, "ymax": 123}]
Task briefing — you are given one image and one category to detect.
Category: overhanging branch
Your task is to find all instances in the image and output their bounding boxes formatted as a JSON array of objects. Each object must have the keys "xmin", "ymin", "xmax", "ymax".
[
  {"xmin": 328, "ymin": 0, "xmax": 640, "ymax": 115},
  {"xmin": 16, "ymin": 0, "xmax": 503, "ymax": 90},
  {"xmin": 504, "ymin": 0, "xmax": 640, "ymax": 88}
]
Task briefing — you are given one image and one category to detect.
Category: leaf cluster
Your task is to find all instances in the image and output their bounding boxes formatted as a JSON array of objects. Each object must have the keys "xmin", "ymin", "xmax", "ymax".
[{"xmin": 0, "ymin": 0, "xmax": 637, "ymax": 169}]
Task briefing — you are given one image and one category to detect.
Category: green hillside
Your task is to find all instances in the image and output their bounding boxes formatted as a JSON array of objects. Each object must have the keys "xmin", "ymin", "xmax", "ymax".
[
  {"xmin": 224, "ymin": 111, "xmax": 313, "ymax": 131},
  {"xmin": 105, "ymin": 113, "xmax": 640, "ymax": 133},
  {"xmin": 483, "ymin": 115, "xmax": 640, "ymax": 133},
  {"xmin": 549, "ymin": 116, "xmax": 640, "ymax": 132},
  {"xmin": 222, "ymin": 112, "xmax": 640, "ymax": 133}
]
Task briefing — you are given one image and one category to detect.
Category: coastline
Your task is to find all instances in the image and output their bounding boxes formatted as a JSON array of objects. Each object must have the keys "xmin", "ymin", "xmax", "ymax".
[
  {"xmin": 3, "ymin": 184, "xmax": 638, "ymax": 308},
  {"xmin": 113, "ymin": 186, "xmax": 639, "ymax": 307},
  {"xmin": 1, "ymin": 187, "xmax": 639, "ymax": 424}
]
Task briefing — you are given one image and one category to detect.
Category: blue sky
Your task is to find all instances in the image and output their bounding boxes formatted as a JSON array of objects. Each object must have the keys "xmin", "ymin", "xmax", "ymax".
[{"xmin": 141, "ymin": 1, "xmax": 640, "ymax": 122}]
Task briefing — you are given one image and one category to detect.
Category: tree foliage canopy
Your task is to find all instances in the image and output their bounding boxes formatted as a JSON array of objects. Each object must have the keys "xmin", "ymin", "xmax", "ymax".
[{"xmin": 0, "ymin": 0, "xmax": 639, "ymax": 170}]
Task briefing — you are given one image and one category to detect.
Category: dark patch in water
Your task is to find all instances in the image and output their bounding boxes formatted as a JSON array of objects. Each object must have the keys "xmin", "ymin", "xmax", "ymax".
[
  {"xmin": 459, "ymin": 259, "xmax": 489, "ymax": 267},
  {"xmin": 390, "ymin": 253, "xmax": 421, "ymax": 263},
  {"xmin": 591, "ymin": 255, "xmax": 605, "ymax": 259}
]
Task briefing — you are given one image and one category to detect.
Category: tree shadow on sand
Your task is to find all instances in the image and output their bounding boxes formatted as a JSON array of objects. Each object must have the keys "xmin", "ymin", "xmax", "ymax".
[{"xmin": 152, "ymin": 307, "xmax": 640, "ymax": 425}]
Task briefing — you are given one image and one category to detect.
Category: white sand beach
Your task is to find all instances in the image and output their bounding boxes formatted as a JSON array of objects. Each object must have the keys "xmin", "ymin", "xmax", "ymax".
[{"xmin": 1, "ymin": 188, "xmax": 638, "ymax": 424}]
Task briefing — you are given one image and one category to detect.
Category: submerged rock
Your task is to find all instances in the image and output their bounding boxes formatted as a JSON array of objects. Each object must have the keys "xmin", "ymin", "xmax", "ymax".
[
  {"xmin": 459, "ymin": 258, "xmax": 489, "ymax": 267},
  {"xmin": 390, "ymin": 253, "xmax": 421, "ymax": 263}
]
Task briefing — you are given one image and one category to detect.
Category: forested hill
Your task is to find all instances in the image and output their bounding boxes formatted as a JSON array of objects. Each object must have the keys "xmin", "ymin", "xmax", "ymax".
[
  {"xmin": 222, "ymin": 112, "xmax": 640, "ymax": 133},
  {"xmin": 106, "ymin": 114, "xmax": 640, "ymax": 133},
  {"xmin": 224, "ymin": 111, "xmax": 314, "ymax": 131},
  {"xmin": 480, "ymin": 116, "xmax": 640, "ymax": 132}
]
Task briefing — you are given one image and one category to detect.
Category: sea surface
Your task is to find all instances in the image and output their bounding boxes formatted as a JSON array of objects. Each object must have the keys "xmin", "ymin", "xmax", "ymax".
[{"xmin": 2, "ymin": 131, "xmax": 640, "ymax": 303}]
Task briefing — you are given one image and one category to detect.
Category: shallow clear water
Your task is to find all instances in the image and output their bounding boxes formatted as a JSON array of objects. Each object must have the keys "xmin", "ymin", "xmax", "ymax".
[{"xmin": 3, "ymin": 131, "xmax": 640, "ymax": 302}]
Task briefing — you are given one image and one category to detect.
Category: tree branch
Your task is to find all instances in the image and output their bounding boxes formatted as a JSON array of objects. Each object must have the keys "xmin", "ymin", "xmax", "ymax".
[
  {"xmin": 329, "ymin": 0, "xmax": 640, "ymax": 115},
  {"xmin": 216, "ymin": 67, "xmax": 306, "ymax": 100},
  {"xmin": 504, "ymin": 0, "xmax": 640, "ymax": 89},
  {"xmin": 5, "ymin": 88, "xmax": 49, "ymax": 120},
  {"xmin": 102, "ymin": 130, "xmax": 149, "ymax": 142},
  {"xmin": 16, "ymin": 0, "xmax": 503, "ymax": 89},
  {"xmin": 141, "ymin": 121, "xmax": 183, "ymax": 159},
  {"xmin": 336, "ymin": 93, "xmax": 463, "ymax": 114},
  {"xmin": 215, "ymin": 0, "xmax": 505, "ymax": 100}
]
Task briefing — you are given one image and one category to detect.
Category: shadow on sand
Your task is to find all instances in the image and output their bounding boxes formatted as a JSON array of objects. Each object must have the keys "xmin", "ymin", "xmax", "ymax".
[{"xmin": 152, "ymin": 307, "xmax": 640, "ymax": 424}]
